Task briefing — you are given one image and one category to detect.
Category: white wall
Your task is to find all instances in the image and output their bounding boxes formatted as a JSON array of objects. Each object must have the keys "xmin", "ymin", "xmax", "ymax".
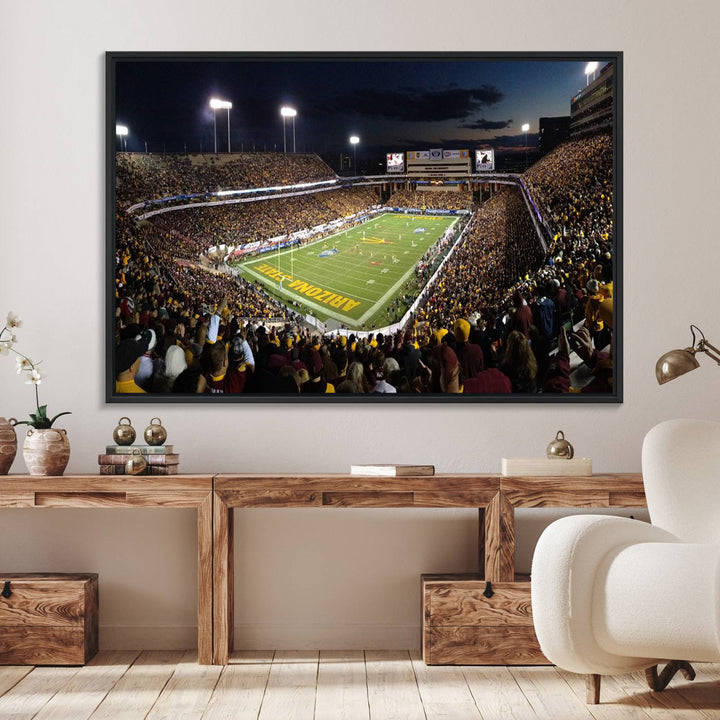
[{"xmin": 1, "ymin": 0, "xmax": 718, "ymax": 650}]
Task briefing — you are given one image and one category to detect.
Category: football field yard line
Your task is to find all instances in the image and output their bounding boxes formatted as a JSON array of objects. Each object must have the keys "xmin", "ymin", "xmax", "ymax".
[
  {"xmin": 241, "ymin": 264, "xmax": 364, "ymax": 324},
  {"xmin": 357, "ymin": 216, "xmax": 458, "ymax": 324},
  {"xmin": 237, "ymin": 212, "xmax": 457, "ymax": 327}
]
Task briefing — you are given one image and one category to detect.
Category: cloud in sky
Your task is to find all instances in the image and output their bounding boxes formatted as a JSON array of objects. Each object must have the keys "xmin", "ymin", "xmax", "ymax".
[
  {"xmin": 460, "ymin": 118, "xmax": 513, "ymax": 130},
  {"xmin": 311, "ymin": 85, "xmax": 504, "ymax": 123}
]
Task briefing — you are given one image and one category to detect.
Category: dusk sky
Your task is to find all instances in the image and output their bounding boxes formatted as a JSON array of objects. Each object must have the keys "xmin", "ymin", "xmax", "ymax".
[{"xmin": 114, "ymin": 55, "xmax": 609, "ymax": 157}]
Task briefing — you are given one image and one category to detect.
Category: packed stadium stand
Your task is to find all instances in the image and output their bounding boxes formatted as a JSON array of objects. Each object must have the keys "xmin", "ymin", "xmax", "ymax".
[{"xmin": 114, "ymin": 136, "xmax": 614, "ymax": 396}]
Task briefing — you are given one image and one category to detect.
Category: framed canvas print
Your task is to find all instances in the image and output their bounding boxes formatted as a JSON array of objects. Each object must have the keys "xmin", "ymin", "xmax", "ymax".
[{"xmin": 107, "ymin": 51, "xmax": 622, "ymax": 403}]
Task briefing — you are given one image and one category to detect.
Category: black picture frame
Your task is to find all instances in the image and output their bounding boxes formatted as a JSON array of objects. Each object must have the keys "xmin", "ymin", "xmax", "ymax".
[{"xmin": 107, "ymin": 51, "xmax": 622, "ymax": 403}]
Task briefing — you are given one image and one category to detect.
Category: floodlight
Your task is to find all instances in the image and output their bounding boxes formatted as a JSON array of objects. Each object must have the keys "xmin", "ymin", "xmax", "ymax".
[
  {"xmin": 280, "ymin": 107, "xmax": 298, "ymax": 152},
  {"xmin": 116, "ymin": 125, "xmax": 128, "ymax": 136}
]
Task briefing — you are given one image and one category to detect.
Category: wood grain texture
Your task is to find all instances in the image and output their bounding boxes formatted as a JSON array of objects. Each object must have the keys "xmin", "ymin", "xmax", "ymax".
[
  {"xmin": 202, "ymin": 652, "xmax": 273, "ymax": 720},
  {"xmin": 477, "ymin": 507, "xmax": 486, "ymax": 576},
  {"xmin": 501, "ymin": 474, "xmax": 645, "ymax": 508},
  {"xmin": 322, "ymin": 491, "xmax": 414, "ymax": 507},
  {"xmin": 32, "ymin": 650, "xmax": 140, "ymax": 720},
  {"xmin": 88, "ymin": 650, "xmax": 184, "ymax": 720},
  {"xmin": 409, "ymin": 649, "xmax": 483, "ymax": 719},
  {"xmin": 0, "ymin": 493, "xmax": 35, "ymax": 507},
  {"xmin": 0, "ymin": 664, "xmax": 33, "ymax": 697},
  {"xmin": 484, "ymin": 492, "xmax": 515, "ymax": 582},
  {"xmin": 0, "ymin": 627, "xmax": 88, "ymax": 665},
  {"xmin": 126, "ymin": 490, "xmax": 210, "ymax": 508},
  {"xmin": 365, "ymin": 650, "xmax": 426, "ymax": 720},
  {"xmin": 34, "ymin": 492, "xmax": 128, "ymax": 507},
  {"xmin": 425, "ymin": 579, "xmax": 534, "ymax": 627},
  {"xmin": 0, "ymin": 576, "xmax": 94, "ymax": 627},
  {"xmin": 412, "ymin": 489, "xmax": 498, "ymax": 507},
  {"xmin": 315, "ymin": 650, "xmax": 370, "ymax": 720},
  {"xmin": 425, "ymin": 626, "xmax": 547, "ymax": 665},
  {"xmin": 213, "ymin": 493, "xmax": 234, "ymax": 666},
  {"xmin": 197, "ymin": 493, "xmax": 213, "ymax": 666},
  {"xmin": 84, "ymin": 576, "xmax": 99, "ymax": 664},
  {"xmin": 145, "ymin": 649, "xmax": 223, "ymax": 720},
  {"xmin": 509, "ymin": 666, "xmax": 596, "ymax": 719},
  {"xmin": 3, "ymin": 656, "xmax": 717, "ymax": 719},
  {"xmin": 0, "ymin": 665, "xmax": 81, "ymax": 717},
  {"xmin": 257, "ymin": 651, "xmax": 319, "ymax": 720},
  {"xmin": 556, "ymin": 667, "xmax": 656, "ymax": 719},
  {"xmin": 0, "ymin": 475, "xmax": 213, "ymax": 494},
  {"xmin": 0, "ymin": 478, "xmax": 214, "ymax": 667},
  {"xmin": 215, "ymin": 474, "xmax": 501, "ymax": 508},
  {"xmin": 462, "ymin": 665, "xmax": 539, "ymax": 720},
  {"xmin": 0, "ymin": 574, "xmax": 98, "ymax": 666}
]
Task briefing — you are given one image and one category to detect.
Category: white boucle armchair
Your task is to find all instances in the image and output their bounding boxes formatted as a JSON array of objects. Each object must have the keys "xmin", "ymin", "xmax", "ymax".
[{"xmin": 531, "ymin": 418, "xmax": 720, "ymax": 704}]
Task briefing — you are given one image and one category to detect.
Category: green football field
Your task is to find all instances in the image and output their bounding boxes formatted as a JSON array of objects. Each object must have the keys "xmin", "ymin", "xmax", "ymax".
[{"xmin": 234, "ymin": 212, "xmax": 458, "ymax": 329}]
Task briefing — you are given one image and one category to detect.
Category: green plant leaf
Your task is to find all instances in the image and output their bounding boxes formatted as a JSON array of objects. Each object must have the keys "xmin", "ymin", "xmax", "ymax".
[
  {"xmin": 48, "ymin": 411, "xmax": 71, "ymax": 427},
  {"xmin": 36, "ymin": 405, "xmax": 48, "ymax": 419}
]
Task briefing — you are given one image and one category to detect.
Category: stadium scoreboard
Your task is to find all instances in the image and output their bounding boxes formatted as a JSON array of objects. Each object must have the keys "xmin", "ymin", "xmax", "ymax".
[
  {"xmin": 475, "ymin": 149, "xmax": 495, "ymax": 172},
  {"xmin": 386, "ymin": 152, "xmax": 405, "ymax": 173},
  {"xmin": 406, "ymin": 149, "xmax": 471, "ymax": 177}
]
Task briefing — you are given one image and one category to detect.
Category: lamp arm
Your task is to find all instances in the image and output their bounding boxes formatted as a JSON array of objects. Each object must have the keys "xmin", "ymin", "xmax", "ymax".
[{"xmin": 698, "ymin": 339, "xmax": 720, "ymax": 365}]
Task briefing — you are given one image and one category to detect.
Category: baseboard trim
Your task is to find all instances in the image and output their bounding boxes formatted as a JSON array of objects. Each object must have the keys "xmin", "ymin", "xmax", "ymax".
[
  {"xmin": 233, "ymin": 623, "xmax": 421, "ymax": 650},
  {"xmin": 100, "ymin": 625, "xmax": 198, "ymax": 650}
]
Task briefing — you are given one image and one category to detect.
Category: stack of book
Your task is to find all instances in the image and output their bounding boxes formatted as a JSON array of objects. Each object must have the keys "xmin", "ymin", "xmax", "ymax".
[
  {"xmin": 349, "ymin": 464, "xmax": 435, "ymax": 477},
  {"xmin": 98, "ymin": 445, "xmax": 180, "ymax": 475}
]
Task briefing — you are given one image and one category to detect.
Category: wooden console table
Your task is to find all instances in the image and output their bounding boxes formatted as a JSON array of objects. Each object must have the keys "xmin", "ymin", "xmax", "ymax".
[
  {"xmin": 212, "ymin": 473, "xmax": 645, "ymax": 665},
  {"xmin": 0, "ymin": 475, "xmax": 214, "ymax": 665},
  {"xmin": 1, "ymin": 473, "xmax": 647, "ymax": 666}
]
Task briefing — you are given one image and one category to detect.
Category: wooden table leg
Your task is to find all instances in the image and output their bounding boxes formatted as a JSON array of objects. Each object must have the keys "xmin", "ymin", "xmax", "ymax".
[
  {"xmin": 483, "ymin": 492, "xmax": 515, "ymax": 582},
  {"xmin": 197, "ymin": 493, "xmax": 213, "ymax": 665},
  {"xmin": 213, "ymin": 492, "xmax": 234, "ymax": 665}
]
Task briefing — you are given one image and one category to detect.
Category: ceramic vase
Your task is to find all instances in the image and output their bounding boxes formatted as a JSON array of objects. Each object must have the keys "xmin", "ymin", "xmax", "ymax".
[
  {"xmin": 22, "ymin": 428, "xmax": 70, "ymax": 476},
  {"xmin": 0, "ymin": 417, "xmax": 18, "ymax": 475}
]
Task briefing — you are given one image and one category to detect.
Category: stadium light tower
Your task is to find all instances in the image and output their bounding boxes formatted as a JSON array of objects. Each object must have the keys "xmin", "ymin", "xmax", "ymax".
[
  {"xmin": 521, "ymin": 123, "xmax": 530, "ymax": 169},
  {"xmin": 585, "ymin": 61, "xmax": 599, "ymax": 86},
  {"xmin": 349, "ymin": 135, "xmax": 360, "ymax": 174},
  {"xmin": 280, "ymin": 107, "xmax": 297, "ymax": 153},
  {"xmin": 116, "ymin": 125, "xmax": 128, "ymax": 152},
  {"xmin": 210, "ymin": 98, "xmax": 233, "ymax": 154}
]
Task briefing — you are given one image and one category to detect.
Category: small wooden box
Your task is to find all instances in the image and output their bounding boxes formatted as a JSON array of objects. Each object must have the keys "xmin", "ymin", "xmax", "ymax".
[
  {"xmin": 422, "ymin": 573, "xmax": 548, "ymax": 665},
  {"xmin": 0, "ymin": 573, "xmax": 98, "ymax": 665}
]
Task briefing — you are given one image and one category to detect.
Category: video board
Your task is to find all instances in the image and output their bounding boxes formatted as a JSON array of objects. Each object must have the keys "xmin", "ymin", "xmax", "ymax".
[
  {"xmin": 386, "ymin": 152, "xmax": 404, "ymax": 173},
  {"xmin": 475, "ymin": 149, "xmax": 495, "ymax": 171}
]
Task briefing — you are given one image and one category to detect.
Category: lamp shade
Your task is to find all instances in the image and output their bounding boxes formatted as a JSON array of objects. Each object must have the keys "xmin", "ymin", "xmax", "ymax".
[{"xmin": 655, "ymin": 348, "xmax": 700, "ymax": 385}]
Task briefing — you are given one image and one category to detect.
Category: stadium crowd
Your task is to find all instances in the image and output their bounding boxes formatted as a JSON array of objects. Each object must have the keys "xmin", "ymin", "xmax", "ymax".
[
  {"xmin": 387, "ymin": 189, "xmax": 473, "ymax": 211},
  {"xmin": 116, "ymin": 152, "xmax": 335, "ymax": 208},
  {"xmin": 115, "ymin": 135, "xmax": 615, "ymax": 395},
  {"xmin": 153, "ymin": 187, "xmax": 378, "ymax": 248}
]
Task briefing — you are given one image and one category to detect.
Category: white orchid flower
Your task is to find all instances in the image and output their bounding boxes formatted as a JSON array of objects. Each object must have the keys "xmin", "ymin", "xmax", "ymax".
[
  {"xmin": 16, "ymin": 356, "xmax": 33, "ymax": 373},
  {"xmin": 0, "ymin": 341, "xmax": 10, "ymax": 356},
  {"xmin": 25, "ymin": 368, "xmax": 46, "ymax": 385},
  {"xmin": 6, "ymin": 312, "xmax": 22, "ymax": 329}
]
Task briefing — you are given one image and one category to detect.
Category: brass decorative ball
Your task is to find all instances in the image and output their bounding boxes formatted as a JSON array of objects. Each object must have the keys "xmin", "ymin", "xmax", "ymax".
[
  {"xmin": 546, "ymin": 430, "xmax": 574, "ymax": 459},
  {"xmin": 144, "ymin": 417, "xmax": 167, "ymax": 446},
  {"xmin": 113, "ymin": 417, "xmax": 136, "ymax": 446},
  {"xmin": 125, "ymin": 449, "xmax": 147, "ymax": 475}
]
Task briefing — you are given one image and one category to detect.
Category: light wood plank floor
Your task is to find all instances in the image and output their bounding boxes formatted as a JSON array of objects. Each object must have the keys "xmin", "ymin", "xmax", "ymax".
[{"xmin": 0, "ymin": 651, "xmax": 717, "ymax": 720}]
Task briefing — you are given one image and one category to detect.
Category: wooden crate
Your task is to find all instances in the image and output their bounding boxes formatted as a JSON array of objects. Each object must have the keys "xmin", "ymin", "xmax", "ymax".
[
  {"xmin": 0, "ymin": 573, "xmax": 98, "ymax": 665},
  {"xmin": 422, "ymin": 573, "xmax": 548, "ymax": 665}
]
